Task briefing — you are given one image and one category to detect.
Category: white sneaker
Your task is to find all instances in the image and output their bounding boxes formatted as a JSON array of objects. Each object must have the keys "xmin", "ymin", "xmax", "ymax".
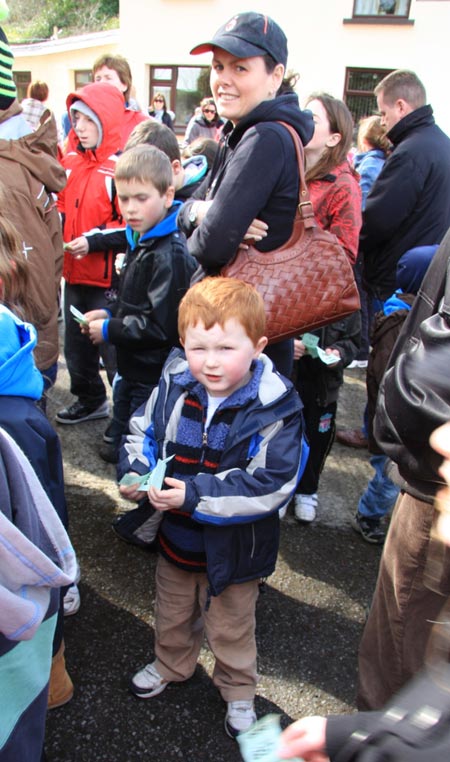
[
  {"xmin": 347, "ymin": 359, "xmax": 368, "ymax": 369},
  {"xmin": 225, "ymin": 700, "xmax": 256, "ymax": 738},
  {"xmin": 129, "ymin": 661, "xmax": 169, "ymax": 699},
  {"xmin": 294, "ymin": 493, "xmax": 318, "ymax": 523},
  {"xmin": 63, "ymin": 584, "xmax": 81, "ymax": 616}
]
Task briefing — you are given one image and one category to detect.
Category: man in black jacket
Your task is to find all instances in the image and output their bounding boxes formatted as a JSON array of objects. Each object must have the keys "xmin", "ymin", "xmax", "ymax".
[
  {"xmin": 360, "ymin": 70, "xmax": 450, "ymax": 303},
  {"xmin": 356, "ymin": 227, "xmax": 450, "ymax": 711}
]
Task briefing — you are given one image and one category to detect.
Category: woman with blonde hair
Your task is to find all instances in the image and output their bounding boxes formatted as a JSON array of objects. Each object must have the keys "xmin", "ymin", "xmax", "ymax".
[{"xmin": 354, "ymin": 114, "xmax": 391, "ymax": 210}]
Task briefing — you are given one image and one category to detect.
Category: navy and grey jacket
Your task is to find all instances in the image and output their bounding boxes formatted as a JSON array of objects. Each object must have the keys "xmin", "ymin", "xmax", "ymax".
[
  {"xmin": 103, "ymin": 203, "xmax": 197, "ymax": 384},
  {"xmin": 360, "ymin": 105, "xmax": 450, "ymax": 300},
  {"xmin": 119, "ymin": 349, "xmax": 306, "ymax": 596}
]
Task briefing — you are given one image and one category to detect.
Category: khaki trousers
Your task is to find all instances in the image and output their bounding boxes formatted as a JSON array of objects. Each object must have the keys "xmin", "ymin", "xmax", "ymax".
[
  {"xmin": 154, "ymin": 556, "xmax": 259, "ymax": 702},
  {"xmin": 357, "ymin": 492, "xmax": 450, "ymax": 709}
]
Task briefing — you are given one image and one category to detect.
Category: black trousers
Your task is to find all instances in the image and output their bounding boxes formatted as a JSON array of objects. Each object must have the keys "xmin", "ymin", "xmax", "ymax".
[
  {"xmin": 294, "ymin": 370, "xmax": 336, "ymax": 495},
  {"xmin": 63, "ymin": 282, "xmax": 117, "ymax": 407}
]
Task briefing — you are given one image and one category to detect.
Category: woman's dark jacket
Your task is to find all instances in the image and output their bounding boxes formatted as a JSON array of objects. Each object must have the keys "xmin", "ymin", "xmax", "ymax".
[{"xmin": 177, "ymin": 93, "xmax": 314, "ymax": 273}]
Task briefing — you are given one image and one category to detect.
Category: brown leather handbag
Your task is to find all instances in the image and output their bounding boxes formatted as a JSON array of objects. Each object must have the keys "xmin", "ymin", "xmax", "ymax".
[{"xmin": 221, "ymin": 121, "xmax": 360, "ymax": 343}]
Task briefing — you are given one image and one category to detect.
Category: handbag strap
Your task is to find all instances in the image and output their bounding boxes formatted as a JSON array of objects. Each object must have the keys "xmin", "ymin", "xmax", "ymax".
[
  {"xmin": 276, "ymin": 120, "xmax": 316, "ymax": 230},
  {"xmin": 441, "ymin": 258, "xmax": 450, "ymax": 323}
]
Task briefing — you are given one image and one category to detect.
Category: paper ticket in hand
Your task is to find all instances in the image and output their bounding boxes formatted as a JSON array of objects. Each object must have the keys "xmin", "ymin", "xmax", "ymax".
[
  {"xmin": 237, "ymin": 714, "xmax": 303, "ymax": 762},
  {"xmin": 302, "ymin": 333, "xmax": 338, "ymax": 365},
  {"xmin": 69, "ymin": 305, "xmax": 89, "ymax": 326},
  {"xmin": 119, "ymin": 455, "xmax": 174, "ymax": 492}
]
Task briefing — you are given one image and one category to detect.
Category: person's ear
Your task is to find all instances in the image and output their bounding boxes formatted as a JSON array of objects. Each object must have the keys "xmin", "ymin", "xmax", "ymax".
[
  {"xmin": 164, "ymin": 185, "xmax": 175, "ymax": 207},
  {"xmin": 254, "ymin": 336, "xmax": 268, "ymax": 356},
  {"xmin": 171, "ymin": 159, "xmax": 182, "ymax": 176},
  {"xmin": 326, "ymin": 132, "xmax": 341, "ymax": 148},
  {"xmin": 270, "ymin": 64, "xmax": 284, "ymax": 95},
  {"xmin": 397, "ymin": 98, "xmax": 413, "ymax": 118}
]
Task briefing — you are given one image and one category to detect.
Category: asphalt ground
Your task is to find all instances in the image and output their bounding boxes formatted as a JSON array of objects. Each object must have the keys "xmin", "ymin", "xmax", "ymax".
[{"xmin": 44, "ymin": 358, "xmax": 381, "ymax": 762}]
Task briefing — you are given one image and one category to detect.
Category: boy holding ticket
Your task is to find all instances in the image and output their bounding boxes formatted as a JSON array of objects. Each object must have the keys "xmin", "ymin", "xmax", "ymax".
[
  {"xmin": 80, "ymin": 144, "xmax": 196, "ymax": 462},
  {"xmin": 118, "ymin": 277, "xmax": 306, "ymax": 738}
]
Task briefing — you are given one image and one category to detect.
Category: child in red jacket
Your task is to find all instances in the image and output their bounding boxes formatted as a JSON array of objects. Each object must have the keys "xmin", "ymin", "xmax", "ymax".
[{"xmin": 56, "ymin": 82, "xmax": 125, "ymax": 425}]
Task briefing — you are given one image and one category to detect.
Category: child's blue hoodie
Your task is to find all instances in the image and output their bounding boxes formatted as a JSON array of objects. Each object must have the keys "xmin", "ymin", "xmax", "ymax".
[{"xmin": 0, "ymin": 305, "xmax": 43, "ymax": 399}]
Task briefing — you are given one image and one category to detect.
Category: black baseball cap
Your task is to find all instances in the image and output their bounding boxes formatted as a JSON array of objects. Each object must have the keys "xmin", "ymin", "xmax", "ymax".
[{"xmin": 190, "ymin": 12, "xmax": 288, "ymax": 69}]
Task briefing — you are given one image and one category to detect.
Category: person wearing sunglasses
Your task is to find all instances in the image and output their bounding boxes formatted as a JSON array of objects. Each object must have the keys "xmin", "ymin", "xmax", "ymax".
[
  {"xmin": 148, "ymin": 92, "xmax": 175, "ymax": 132},
  {"xmin": 184, "ymin": 96, "xmax": 224, "ymax": 145}
]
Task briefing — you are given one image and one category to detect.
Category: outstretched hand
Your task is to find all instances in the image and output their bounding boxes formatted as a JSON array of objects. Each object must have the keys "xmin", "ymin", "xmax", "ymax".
[
  {"xmin": 148, "ymin": 477, "xmax": 186, "ymax": 511},
  {"xmin": 278, "ymin": 716, "xmax": 329, "ymax": 761}
]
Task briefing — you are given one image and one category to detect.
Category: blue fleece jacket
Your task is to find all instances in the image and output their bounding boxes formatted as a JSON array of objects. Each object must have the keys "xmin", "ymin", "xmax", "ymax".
[{"xmin": 0, "ymin": 305, "xmax": 43, "ymax": 399}]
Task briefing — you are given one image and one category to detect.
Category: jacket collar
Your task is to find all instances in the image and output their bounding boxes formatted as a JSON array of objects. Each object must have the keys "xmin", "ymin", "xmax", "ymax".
[{"xmin": 387, "ymin": 104, "xmax": 434, "ymax": 147}]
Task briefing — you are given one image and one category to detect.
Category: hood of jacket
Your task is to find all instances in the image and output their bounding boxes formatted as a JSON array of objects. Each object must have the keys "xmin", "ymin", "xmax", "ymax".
[
  {"xmin": 161, "ymin": 347, "xmax": 301, "ymax": 434},
  {"xmin": 354, "ymin": 148, "xmax": 386, "ymax": 170},
  {"xmin": 0, "ymin": 111, "xmax": 66, "ymax": 193},
  {"xmin": 125, "ymin": 200, "xmax": 183, "ymax": 251},
  {"xmin": 182, "ymin": 154, "xmax": 208, "ymax": 188},
  {"xmin": 0, "ymin": 305, "xmax": 43, "ymax": 399},
  {"xmin": 66, "ymin": 81, "xmax": 124, "ymax": 163},
  {"xmin": 387, "ymin": 104, "xmax": 435, "ymax": 148},
  {"xmin": 224, "ymin": 92, "xmax": 314, "ymax": 150},
  {"xmin": 396, "ymin": 244, "xmax": 438, "ymax": 294}
]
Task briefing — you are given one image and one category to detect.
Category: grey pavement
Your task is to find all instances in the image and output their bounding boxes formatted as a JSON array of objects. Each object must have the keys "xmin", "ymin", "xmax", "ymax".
[{"xmin": 44, "ymin": 359, "xmax": 381, "ymax": 762}]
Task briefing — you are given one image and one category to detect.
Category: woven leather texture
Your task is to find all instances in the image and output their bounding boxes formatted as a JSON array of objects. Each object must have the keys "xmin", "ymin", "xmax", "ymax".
[
  {"xmin": 224, "ymin": 225, "xmax": 360, "ymax": 342},
  {"xmin": 221, "ymin": 121, "xmax": 360, "ymax": 343}
]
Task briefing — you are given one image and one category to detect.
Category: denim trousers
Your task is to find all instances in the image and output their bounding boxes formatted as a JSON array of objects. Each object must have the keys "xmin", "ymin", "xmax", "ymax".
[{"xmin": 358, "ymin": 454, "xmax": 400, "ymax": 520}]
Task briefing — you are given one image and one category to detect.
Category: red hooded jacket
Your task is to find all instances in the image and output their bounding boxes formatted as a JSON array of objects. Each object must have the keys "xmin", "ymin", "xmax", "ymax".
[{"xmin": 58, "ymin": 82, "xmax": 125, "ymax": 287}]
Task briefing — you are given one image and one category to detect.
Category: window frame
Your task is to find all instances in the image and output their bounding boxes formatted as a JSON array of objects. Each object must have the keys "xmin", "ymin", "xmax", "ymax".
[
  {"xmin": 149, "ymin": 64, "xmax": 211, "ymax": 136},
  {"xmin": 344, "ymin": 0, "xmax": 414, "ymax": 23},
  {"xmin": 352, "ymin": 0, "xmax": 411, "ymax": 17},
  {"xmin": 344, "ymin": 66, "xmax": 394, "ymax": 126},
  {"xmin": 13, "ymin": 70, "xmax": 31, "ymax": 101},
  {"xmin": 74, "ymin": 70, "xmax": 93, "ymax": 90}
]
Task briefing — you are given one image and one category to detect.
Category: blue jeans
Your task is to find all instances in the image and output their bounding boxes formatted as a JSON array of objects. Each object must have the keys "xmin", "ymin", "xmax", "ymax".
[{"xmin": 358, "ymin": 454, "xmax": 399, "ymax": 521}]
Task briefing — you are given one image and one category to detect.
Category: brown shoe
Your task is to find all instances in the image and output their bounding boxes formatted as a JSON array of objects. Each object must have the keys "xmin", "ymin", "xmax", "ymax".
[
  {"xmin": 336, "ymin": 428, "xmax": 368, "ymax": 449},
  {"xmin": 48, "ymin": 640, "xmax": 74, "ymax": 709}
]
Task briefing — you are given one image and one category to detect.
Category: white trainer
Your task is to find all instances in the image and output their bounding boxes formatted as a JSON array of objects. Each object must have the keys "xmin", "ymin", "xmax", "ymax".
[
  {"xmin": 225, "ymin": 700, "xmax": 256, "ymax": 738},
  {"xmin": 294, "ymin": 493, "xmax": 318, "ymax": 523},
  {"xmin": 63, "ymin": 584, "xmax": 81, "ymax": 616},
  {"xmin": 129, "ymin": 661, "xmax": 169, "ymax": 699}
]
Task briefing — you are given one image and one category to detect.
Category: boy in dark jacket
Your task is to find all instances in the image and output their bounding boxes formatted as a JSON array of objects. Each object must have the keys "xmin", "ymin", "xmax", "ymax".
[
  {"xmin": 82, "ymin": 144, "xmax": 196, "ymax": 462},
  {"xmin": 118, "ymin": 277, "xmax": 306, "ymax": 737}
]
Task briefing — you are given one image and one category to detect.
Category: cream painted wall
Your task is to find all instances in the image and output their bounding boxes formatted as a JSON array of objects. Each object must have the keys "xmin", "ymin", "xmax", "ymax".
[
  {"xmin": 9, "ymin": 2, "xmax": 449, "ymax": 135},
  {"xmin": 11, "ymin": 31, "xmax": 119, "ymax": 129},
  {"xmin": 119, "ymin": 0, "xmax": 450, "ymax": 134}
]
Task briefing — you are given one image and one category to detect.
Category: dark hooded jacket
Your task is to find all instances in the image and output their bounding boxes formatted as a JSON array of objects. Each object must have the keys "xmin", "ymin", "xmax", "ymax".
[
  {"xmin": 58, "ymin": 82, "xmax": 125, "ymax": 288},
  {"xmin": 103, "ymin": 202, "xmax": 197, "ymax": 384},
  {"xmin": 177, "ymin": 93, "xmax": 314, "ymax": 273}
]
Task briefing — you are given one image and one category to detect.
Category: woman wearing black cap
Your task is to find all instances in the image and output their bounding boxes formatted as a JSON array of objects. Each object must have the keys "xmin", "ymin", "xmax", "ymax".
[{"xmin": 178, "ymin": 11, "xmax": 314, "ymax": 377}]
